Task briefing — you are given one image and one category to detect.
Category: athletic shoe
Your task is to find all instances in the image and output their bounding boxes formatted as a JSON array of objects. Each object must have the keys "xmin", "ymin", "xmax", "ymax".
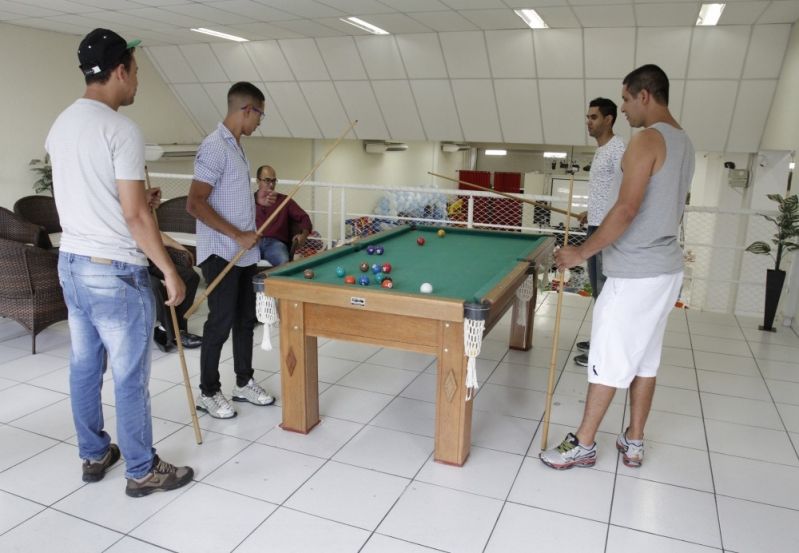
[
  {"xmin": 540, "ymin": 432, "xmax": 597, "ymax": 470},
  {"xmin": 576, "ymin": 340, "xmax": 590, "ymax": 352},
  {"xmin": 616, "ymin": 429, "xmax": 644, "ymax": 467},
  {"xmin": 125, "ymin": 455, "xmax": 194, "ymax": 498},
  {"xmin": 574, "ymin": 353, "xmax": 588, "ymax": 367},
  {"xmin": 232, "ymin": 378, "xmax": 275, "ymax": 406},
  {"xmin": 197, "ymin": 391, "xmax": 237, "ymax": 419},
  {"xmin": 82, "ymin": 443, "xmax": 120, "ymax": 482}
]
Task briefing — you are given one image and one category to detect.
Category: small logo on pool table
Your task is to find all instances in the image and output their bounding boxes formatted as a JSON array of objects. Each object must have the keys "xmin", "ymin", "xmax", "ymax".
[{"xmin": 350, "ymin": 297, "xmax": 366, "ymax": 307}]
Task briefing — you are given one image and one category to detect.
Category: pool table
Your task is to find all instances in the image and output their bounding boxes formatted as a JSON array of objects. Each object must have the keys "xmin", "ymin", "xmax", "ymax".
[{"xmin": 254, "ymin": 225, "xmax": 555, "ymax": 466}]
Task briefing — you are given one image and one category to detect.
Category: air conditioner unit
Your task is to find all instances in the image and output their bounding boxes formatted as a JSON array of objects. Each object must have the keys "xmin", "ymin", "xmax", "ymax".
[
  {"xmin": 363, "ymin": 141, "xmax": 408, "ymax": 154},
  {"xmin": 441, "ymin": 142, "xmax": 470, "ymax": 153},
  {"xmin": 144, "ymin": 143, "xmax": 200, "ymax": 161}
]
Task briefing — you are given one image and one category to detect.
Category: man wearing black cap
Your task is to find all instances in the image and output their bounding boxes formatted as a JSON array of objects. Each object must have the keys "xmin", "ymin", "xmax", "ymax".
[{"xmin": 46, "ymin": 28, "xmax": 193, "ymax": 497}]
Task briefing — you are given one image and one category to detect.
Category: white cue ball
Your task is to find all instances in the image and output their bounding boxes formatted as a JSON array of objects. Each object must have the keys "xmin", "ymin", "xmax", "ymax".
[{"xmin": 420, "ymin": 282, "xmax": 433, "ymax": 294}]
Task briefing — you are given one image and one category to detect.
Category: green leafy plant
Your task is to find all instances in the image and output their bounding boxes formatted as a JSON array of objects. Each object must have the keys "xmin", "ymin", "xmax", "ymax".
[
  {"xmin": 29, "ymin": 154, "xmax": 52, "ymax": 194},
  {"xmin": 745, "ymin": 193, "xmax": 799, "ymax": 271}
]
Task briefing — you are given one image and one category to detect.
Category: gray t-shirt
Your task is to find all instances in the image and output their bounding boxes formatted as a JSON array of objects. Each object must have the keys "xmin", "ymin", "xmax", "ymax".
[{"xmin": 603, "ymin": 122, "xmax": 695, "ymax": 278}]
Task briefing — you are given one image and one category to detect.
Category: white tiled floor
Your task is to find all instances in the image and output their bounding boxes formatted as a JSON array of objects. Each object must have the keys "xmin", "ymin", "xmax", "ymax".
[{"xmin": 1, "ymin": 292, "xmax": 798, "ymax": 552}]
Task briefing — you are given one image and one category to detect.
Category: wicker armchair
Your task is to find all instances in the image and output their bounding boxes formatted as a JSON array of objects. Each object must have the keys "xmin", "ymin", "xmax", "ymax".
[
  {"xmin": 0, "ymin": 207, "xmax": 51, "ymax": 249},
  {"xmin": 156, "ymin": 196, "xmax": 195, "ymax": 233},
  {"xmin": 0, "ymin": 237, "xmax": 68, "ymax": 353},
  {"xmin": 13, "ymin": 195, "xmax": 62, "ymax": 234}
]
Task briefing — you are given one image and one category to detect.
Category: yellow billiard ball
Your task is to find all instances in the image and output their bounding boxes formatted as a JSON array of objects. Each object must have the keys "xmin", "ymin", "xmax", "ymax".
[{"xmin": 437, "ymin": 229, "xmax": 446, "ymax": 237}]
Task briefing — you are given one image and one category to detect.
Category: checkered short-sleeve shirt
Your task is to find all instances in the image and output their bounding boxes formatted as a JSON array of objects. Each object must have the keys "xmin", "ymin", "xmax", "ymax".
[{"xmin": 194, "ymin": 123, "xmax": 259, "ymax": 267}]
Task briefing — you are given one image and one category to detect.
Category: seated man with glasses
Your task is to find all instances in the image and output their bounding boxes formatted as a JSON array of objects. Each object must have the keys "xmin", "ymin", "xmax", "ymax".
[{"xmin": 254, "ymin": 165, "xmax": 312, "ymax": 266}]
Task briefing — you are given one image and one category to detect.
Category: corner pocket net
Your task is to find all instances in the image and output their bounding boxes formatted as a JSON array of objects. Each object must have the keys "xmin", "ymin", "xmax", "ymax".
[
  {"xmin": 255, "ymin": 292, "xmax": 279, "ymax": 351},
  {"xmin": 514, "ymin": 273, "xmax": 535, "ymax": 326},
  {"xmin": 463, "ymin": 302, "xmax": 490, "ymax": 401}
]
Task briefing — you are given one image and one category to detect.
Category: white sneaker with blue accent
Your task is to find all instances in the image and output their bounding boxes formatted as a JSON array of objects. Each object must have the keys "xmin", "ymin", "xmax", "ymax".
[{"xmin": 540, "ymin": 432, "xmax": 597, "ymax": 470}]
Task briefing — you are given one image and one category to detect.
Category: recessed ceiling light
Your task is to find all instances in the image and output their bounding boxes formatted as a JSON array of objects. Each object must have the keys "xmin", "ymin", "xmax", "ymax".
[
  {"xmin": 514, "ymin": 9, "xmax": 548, "ymax": 29},
  {"xmin": 696, "ymin": 3, "xmax": 725, "ymax": 26},
  {"xmin": 543, "ymin": 152, "xmax": 567, "ymax": 159},
  {"xmin": 190, "ymin": 28, "xmax": 248, "ymax": 42},
  {"xmin": 340, "ymin": 17, "xmax": 389, "ymax": 35},
  {"xmin": 485, "ymin": 149, "xmax": 507, "ymax": 156}
]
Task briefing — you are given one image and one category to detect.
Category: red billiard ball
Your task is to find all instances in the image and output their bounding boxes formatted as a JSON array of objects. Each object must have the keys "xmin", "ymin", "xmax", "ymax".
[
  {"xmin": 344, "ymin": 275, "xmax": 356, "ymax": 284},
  {"xmin": 417, "ymin": 236, "xmax": 425, "ymax": 246},
  {"xmin": 381, "ymin": 278, "xmax": 393, "ymax": 289},
  {"xmin": 381, "ymin": 263, "xmax": 392, "ymax": 274}
]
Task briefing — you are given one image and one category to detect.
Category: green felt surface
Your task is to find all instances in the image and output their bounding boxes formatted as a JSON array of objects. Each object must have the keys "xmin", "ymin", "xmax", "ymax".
[{"xmin": 267, "ymin": 225, "xmax": 549, "ymax": 303}]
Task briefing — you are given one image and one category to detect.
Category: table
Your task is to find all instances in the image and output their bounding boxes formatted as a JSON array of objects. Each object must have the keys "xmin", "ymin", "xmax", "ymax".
[{"xmin": 254, "ymin": 225, "xmax": 554, "ymax": 466}]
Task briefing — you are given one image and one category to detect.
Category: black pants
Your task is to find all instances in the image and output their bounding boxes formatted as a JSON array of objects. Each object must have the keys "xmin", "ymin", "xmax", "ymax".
[
  {"xmin": 148, "ymin": 263, "xmax": 200, "ymax": 342},
  {"xmin": 199, "ymin": 255, "xmax": 258, "ymax": 396},
  {"xmin": 586, "ymin": 225, "xmax": 606, "ymax": 299}
]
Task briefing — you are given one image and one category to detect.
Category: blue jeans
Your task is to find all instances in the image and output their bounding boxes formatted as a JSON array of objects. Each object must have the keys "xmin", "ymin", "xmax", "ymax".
[
  {"xmin": 58, "ymin": 253, "xmax": 156, "ymax": 479},
  {"xmin": 258, "ymin": 237, "xmax": 289, "ymax": 266}
]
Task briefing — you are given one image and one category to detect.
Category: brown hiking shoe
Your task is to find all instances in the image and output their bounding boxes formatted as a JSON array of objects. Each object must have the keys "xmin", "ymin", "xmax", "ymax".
[
  {"xmin": 125, "ymin": 455, "xmax": 194, "ymax": 498},
  {"xmin": 82, "ymin": 444, "xmax": 121, "ymax": 483}
]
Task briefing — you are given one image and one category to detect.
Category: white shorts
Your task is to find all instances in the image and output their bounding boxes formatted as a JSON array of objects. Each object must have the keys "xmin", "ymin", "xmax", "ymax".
[{"xmin": 586, "ymin": 272, "xmax": 683, "ymax": 388}]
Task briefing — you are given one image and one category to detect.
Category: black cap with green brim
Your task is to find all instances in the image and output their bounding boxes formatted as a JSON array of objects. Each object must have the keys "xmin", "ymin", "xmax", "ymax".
[{"xmin": 78, "ymin": 28, "xmax": 141, "ymax": 76}]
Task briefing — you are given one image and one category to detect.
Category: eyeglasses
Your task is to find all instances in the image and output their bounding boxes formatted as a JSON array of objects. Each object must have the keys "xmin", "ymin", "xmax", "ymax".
[
  {"xmin": 244, "ymin": 105, "xmax": 266, "ymax": 121},
  {"xmin": 258, "ymin": 177, "xmax": 277, "ymax": 184}
]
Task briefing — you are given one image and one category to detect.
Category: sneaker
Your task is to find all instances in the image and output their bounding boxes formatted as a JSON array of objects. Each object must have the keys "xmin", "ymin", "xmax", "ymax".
[
  {"xmin": 540, "ymin": 432, "xmax": 597, "ymax": 470},
  {"xmin": 574, "ymin": 353, "xmax": 588, "ymax": 367},
  {"xmin": 576, "ymin": 340, "xmax": 590, "ymax": 352},
  {"xmin": 616, "ymin": 429, "xmax": 645, "ymax": 467},
  {"xmin": 82, "ymin": 443, "xmax": 121, "ymax": 483},
  {"xmin": 125, "ymin": 455, "xmax": 194, "ymax": 498},
  {"xmin": 232, "ymin": 378, "xmax": 275, "ymax": 406},
  {"xmin": 196, "ymin": 391, "xmax": 237, "ymax": 419}
]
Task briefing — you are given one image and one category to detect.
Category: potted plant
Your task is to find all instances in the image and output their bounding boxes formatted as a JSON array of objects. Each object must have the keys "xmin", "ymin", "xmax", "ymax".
[
  {"xmin": 745, "ymin": 193, "xmax": 799, "ymax": 331},
  {"xmin": 29, "ymin": 154, "xmax": 53, "ymax": 194}
]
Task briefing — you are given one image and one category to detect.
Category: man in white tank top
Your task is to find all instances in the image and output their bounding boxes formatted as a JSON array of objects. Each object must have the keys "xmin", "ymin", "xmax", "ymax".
[{"xmin": 541, "ymin": 64, "xmax": 695, "ymax": 470}]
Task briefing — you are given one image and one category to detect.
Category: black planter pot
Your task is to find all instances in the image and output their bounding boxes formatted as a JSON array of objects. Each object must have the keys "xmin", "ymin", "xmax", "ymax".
[{"xmin": 759, "ymin": 269, "xmax": 787, "ymax": 332}]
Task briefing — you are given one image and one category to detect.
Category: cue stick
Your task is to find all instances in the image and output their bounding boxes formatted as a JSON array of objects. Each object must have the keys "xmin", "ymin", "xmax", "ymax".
[
  {"xmin": 184, "ymin": 119, "xmax": 358, "ymax": 319},
  {"xmin": 540, "ymin": 173, "xmax": 575, "ymax": 450},
  {"xmin": 145, "ymin": 166, "xmax": 203, "ymax": 444},
  {"xmin": 428, "ymin": 171, "xmax": 581, "ymax": 220}
]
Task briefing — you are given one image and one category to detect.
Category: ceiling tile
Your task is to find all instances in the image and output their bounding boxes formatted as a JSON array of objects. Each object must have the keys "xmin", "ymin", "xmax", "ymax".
[
  {"xmin": 275, "ymin": 19, "xmax": 344, "ymax": 36},
  {"xmin": 534, "ymin": 7, "xmax": 581, "ymax": 28},
  {"xmin": 406, "ymin": 10, "xmax": 478, "ymax": 31},
  {"xmin": 226, "ymin": 22, "xmax": 304, "ymax": 40},
  {"xmin": 202, "ymin": 82, "xmax": 233, "ymax": 119},
  {"xmin": 584, "ymin": 28, "xmax": 635, "ymax": 78},
  {"xmin": 7, "ymin": 17, "xmax": 86, "ymax": 34},
  {"xmin": 371, "ymin": 80, "xmax": 426, "ymax": 141},
  {"xmin": 322, "ymin": 0, "xmax": 396, "ymax": 15},
  {"xmin": 316, "ymin": 37, "xmax": 368, "ymax": 80},
  {"xmin": 395, "ymin": 33, "xmax": 448, "ymax": 78},
  {"xmin": 83, "ymin": 10, "xmax": 179, "ymax": 32},
  {"xmin": 757, "ymin": 0, "xmax": 799, "ymax": 24},
  {"xmin": 146, "ymin": 45, "xmax": 198, "ymax": 83},
  {"xmin": 669, "ymin": 79, "xmax": 685, "ymax": 122},
  {"xmin": 410, "ymin": 80, "xmax": 463, "ymax": 140},
  {"xmin": 636, "ymin": 27, "xmax": 692, "ymax": 79},
  {"xmin": 382, "ymin": 0, "xmax": 450, "ymax": 11},
  {"xmin": 180, "ymin": 44, "xmax": 229, "ymax": 82},
  {"xmin": 718, "ymin": 2, "xmax": 769, "ymax": 25},
  {"xmin": 634, "ymin": 3, "xmax": 699, "ymax": 26},
  {"xmin": 681, "ymin": 80, "xmax": 738, "ymax": 151},
  {"xmin": 172, "ymin": 83, "xmax": 221, "ymax": 134},
  {"xmin": 494, "ymin": 79, "xmax": 544, "ymax": 143},
  {"xmin": 244, "ymin": 40, "xmax": 295, "ymax": 81},
  {"xmin": 279, "ymin": 38, "xmax": 329, "ymax": 80},
  {"xmin": 440, "ymin": 31, "xmax": 491, "ymax": 78},
  {"xmin": 688, "ymin": 26, "xmax": 750, "ymax": 79},
  {"xmin": 573, "ymin": 5, "xmax": 635, "ymax": 27},
  {"xmin": 0, "ymin": 1, "xmax": 61, "ymax": 17},
  {"xmin": 355, "ymin": 35, "xmax": 407, "ymax": 79},
  {"xmin": 743, "ymin": 24, "xmax": 791, "ymax": 78},
  {"xmin": 203, "ymin": 0, "xmax": 297, "ymax": 21},
  {"xmin": 299, "ymin": 81, "xmax": 351, "ymax": 138},
  {"xmin": 120, "ymin": 7, "xmax": 212, "ymax": 28},
  {"xmin": 459, "ymin": 9, "xmax": 529, "ymax": 30},
  {"xmin": 451, "ymin": 79, "xmax": 502, "ymax": 141},
  {"xmin": 534, "ymin": 29, "xmax": 583, "ymax": 78},
  {"xmin": 258, "ymin": 85, "xmax": 293, "ymax": 137},
  {"xmin": 248, "ymin": 0, "xmax": 344, "ymax": 18},
  {"xmin": 485, "ymin": 30, "xmax": 536, "ymax": 78},
  {"xmin": 538, "ymin": 79, "xmax": 586, "ymax": 144},
  {"xmin": 357, "ymin": 13, "xmax": 434, "ymax": 33},
  {"xmin": 727, "ymin": 79, "xmax": 777, "ymax": 152},
  {"xmin": 312, "ymin": 17, "xmax": 372, "ymax": 34},
  {"xmin": 210, "ymin": 42, "xmax": 261, "ymax": 82},
  {"xmin": 439, "ymin": 0, "xmax": 507, "ymax": 7},
  {"xmin": 163, "ymin": 3, "xmax": 252, "ymax": 25},
  {"xmin": 333, "ymin": 81, "xmax": 389, "ymax": 140},
  {"xmin": 17, "ymin": 0, "xmax": 97, "ymax": 13},
  {"xmin": 266, "ymin": 81, "xmax": 322, "ymax": 138},
  {"xmin": 569, "ymin": 0, "xmax": 632, "ymax": 5}
]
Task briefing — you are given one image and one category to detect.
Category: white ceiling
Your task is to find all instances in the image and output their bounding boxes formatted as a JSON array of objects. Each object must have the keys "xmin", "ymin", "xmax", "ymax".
[{"xmin": 5, "ymin": 0, "xmax": 798, "ymax": 151}]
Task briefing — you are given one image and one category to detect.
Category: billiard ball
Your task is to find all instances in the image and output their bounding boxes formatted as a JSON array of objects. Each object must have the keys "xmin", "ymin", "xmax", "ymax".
[
  {"xmin": 437, "ymin": 229, "xmax": 446, "ymax": 237},
  {"xmin": 381, "ymin": 278, "xmax": 393, "ymax": 289},
  {"xmin": 371, "ymin": 263, "xmax": 381, "ymax": 274},
  {"xmin": 417, "ymin": 236, "xmax": 425, "ymax": 246},
  {"xmin": 381, "ymin": 263, "xmax": 392, "ymax": 274},
  {"xmin": 420, "ymin": 282, "xmax": 433, "ymax": 294},
  {"xmin": 335, "ymin": 266, "xmax": 345, "ymax": 277},
  {"xmin": 366, "ymin": 245, "xmax": 376, "ymax": 255},
  {"xmin": 344, "ymin": 275, "xmax": 356, "ymax": 284},
  {"xmin": 303, "ymin": 269, "xmax": 314, "ymax": 279},
  {"xmin": 375, "ymin": 273, "xmax": 385, "ymax": 283},
  {"xmin": 358, "ymin": 275, "xmax": 370, "ymax": 286},
  {"xmin": 359, "ymin": 262, "xmax": 369, "ymax": 272},
  {"xmin": 374, "ymin": 246, "xmax": 384, "ymax": 255}
]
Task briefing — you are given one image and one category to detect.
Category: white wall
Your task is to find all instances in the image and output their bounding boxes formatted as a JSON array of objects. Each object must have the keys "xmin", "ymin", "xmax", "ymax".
[{"xmin": 0, "ymin": 23, "xmax": 200, "ymax": 209}]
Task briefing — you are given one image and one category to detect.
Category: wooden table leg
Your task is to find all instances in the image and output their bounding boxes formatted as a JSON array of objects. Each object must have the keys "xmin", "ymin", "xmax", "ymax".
[
  {"xmin": 434, "ymin": 320, "xmax": 472, "ymax": 466},
  {"xmin": 278, "ymin": 300, "xmax": 320, "ymax": 433}
]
